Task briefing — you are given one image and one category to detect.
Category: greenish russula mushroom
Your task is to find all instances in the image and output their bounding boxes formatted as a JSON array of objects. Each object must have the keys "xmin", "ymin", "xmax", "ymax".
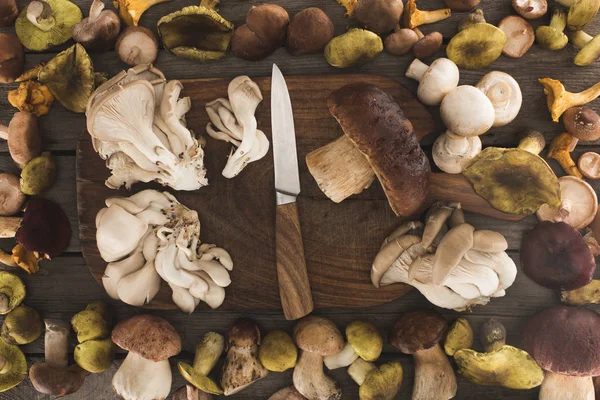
[
  {"xmin": 569, "ymin": 30, "xmax": 600, "ymax": 66},
  {"xmin": 71, "ymin": 308, "xmax": 109, "ymax": 343},
  {"xmin": 1, "ymin": 304, "xmax": 42, "ymax": 345},
  {"xmin": 178, "ymin": 332, "xmax": 224, "ymax": 395},
  {"xmin": 444, "ymin": 318, "xmax": 474, "ymax": 356},
  {"xmin": 535, "ymin": 8, "xmax": 568, "ymax": 50},
  {"xmin": 0, "ymin": 272, "xmax": 25, "ymax": 315},
  {"xmin": 84, "ymin": 302, "xmax": 112, "ymax": 325},
  {"xmin": 258, "ymin": 330, "xmax": 298, "ymax": 372},
  {"xmin": 0, "ymin": 338, "xmax": 27, "ymax": 392},
  {"xmin": 15, "ymin": 0, "xmax": 82, "ymax": 51},
  {"xmin": 358, "ymin": 361, "xmax": 403, "ymax": 400},
  {"xmin": 324, "ymin": 28, "xmax": 383, "ymax": 68},
  {"xmin": 74, "ymin": 338, "xmax": 116, "ymax": 373},
  {"xmin": 567, "ymin": 0, "xmax": 600, "ymax": 31},
  {"xmin": 20, "ymin": 154, "xmax": 56, "ymax": 195},
  {"xmin": 446, "ymin": 23, "xmax": 506, "ymax": 69},
  {"xmin": 346, "ymin": 320, "xmax": 383, "ymax": 362}
]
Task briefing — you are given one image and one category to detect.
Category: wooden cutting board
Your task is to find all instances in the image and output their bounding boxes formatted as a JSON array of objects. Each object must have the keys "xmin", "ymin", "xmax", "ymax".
[{"xmin": 77, "ymin": 74, "xmax": 518, "ymax": 311}]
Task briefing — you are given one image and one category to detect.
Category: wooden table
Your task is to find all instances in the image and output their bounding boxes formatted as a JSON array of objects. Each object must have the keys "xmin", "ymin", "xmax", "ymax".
[{"xmin": 1, "ymin": 0, "xmax": 599, "ymax": 399}]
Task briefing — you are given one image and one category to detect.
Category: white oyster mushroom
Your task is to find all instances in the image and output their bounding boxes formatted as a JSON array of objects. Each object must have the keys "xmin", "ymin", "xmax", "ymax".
[
  {"xmin": 102, "ymin": 251, "xmax": 145, "ymax": 299},
  {"xmin": 116, "ymin": 260, "xmax": 162, "ymax": 306},
  {"xmin": 96, "ymin": 205, "xmax": 148, "ymax": 262},
  {"xmin": 476, "ymin": 71, "xmax": 523, "ymax": 127}
]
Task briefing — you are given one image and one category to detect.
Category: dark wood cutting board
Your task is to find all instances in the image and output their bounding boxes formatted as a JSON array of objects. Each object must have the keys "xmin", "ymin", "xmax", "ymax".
[{"xmin": 77, "ymin": 74, "xmax": 515, "ymax": 311}]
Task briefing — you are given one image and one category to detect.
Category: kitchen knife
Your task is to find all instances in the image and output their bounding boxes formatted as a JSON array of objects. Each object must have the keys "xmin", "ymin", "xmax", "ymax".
[{"xmin": 271, "ymin": 64, "xmax": 314, "ymax": 320}]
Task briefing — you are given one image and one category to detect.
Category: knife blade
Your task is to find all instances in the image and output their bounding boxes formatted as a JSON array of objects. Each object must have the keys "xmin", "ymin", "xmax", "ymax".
[{"xmin": 271, "ymin": 64, "xmax": 314, "ymax": 320}]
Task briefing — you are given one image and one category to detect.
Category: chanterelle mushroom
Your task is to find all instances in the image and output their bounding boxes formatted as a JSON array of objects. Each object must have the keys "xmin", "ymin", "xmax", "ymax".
[
  {"xmin": 114, "ymin": 0, "xmax": 169, "ymax": 26},
  {"xmin": 539, "ymin": 77, "xmax": 600, "ymax": 122},
  {"xmin": 112, "ymin": 314, "xmax": 181, "ymax": 400}
]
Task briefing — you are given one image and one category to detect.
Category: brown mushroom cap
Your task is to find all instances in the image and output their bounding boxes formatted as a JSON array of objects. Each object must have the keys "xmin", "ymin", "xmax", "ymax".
[
  {"xmin": 412, "ymin": 32, "xmax": 443, "ymax": 59},
  {"xmin": 231, "ymin": 4, "xmax": 289, "ymax": 61},
  {"xmin": 0, "ymin": 173, "xmax": 25, "ymax": 216},
  {"xmin": 7, "ymin": 111, "xmax": 42, "ymax": 168},
  {"xmin": 389, "ymin": 311, "xmax": 447, "ymax": 354},
  {"xmin": 444, "ymin": 0, "xmax": 480, "ymax": 11},
  {"xmin": 227, "ymin": 317, "xmax": 260, "ymax": 348},
  {"xmin": 521, "ymin": 306, "xmax": 600, "ymax": 376},
  {"xmin": 115, "ymin": 26, "xmax": 159, "ymax": 66},
  {"xmin": 354, "ymin": 0, "xmax": 404, "ymax": 34},
  {"xmin": 0, "ymin": 0, "xmax": 18, "ymax": 27},
  {"xmin": 384, "ymin": 28, "xmax": 419, "ymax": 56},
  {"xmin": 293, "ymin": 316, "xmax": 343, "ymax": 356},
  {"xmin": 578, "ymin": 152, "xmax": 600, "ymax": 179},
  {"xmin": 512, "ymin": 0, "xmax": 547, "ymax": 19},
  {"xmin": 521, "ymin": 221, "xmax": 596, "ymax": 290},
  {"xmin": 498, "ymin": 15, "xmax": 534, "ymax": 58},
  {"xmin": 0, "ymin": 34, "xmax": 24, "ymax": 83},
  {"xmin": 29, "ymin": 364, "xmax": 87, "ymax": 396},
  {"xmin": 112, "ymin": 314, "xmax": 181, "ymax": 362},
  {"xmin": 563, "ymin": 107, "xmax": 600, "ymax": 141},
  {"xmin": 286, "ymin": 8, "xmax": 334, "ymax": 56}
]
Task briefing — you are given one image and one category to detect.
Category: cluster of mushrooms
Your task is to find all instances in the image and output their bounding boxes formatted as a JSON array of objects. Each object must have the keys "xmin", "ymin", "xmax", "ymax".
[{"xmin": 96, "ymin": 189, "xmax": 232, "ymax": 313}]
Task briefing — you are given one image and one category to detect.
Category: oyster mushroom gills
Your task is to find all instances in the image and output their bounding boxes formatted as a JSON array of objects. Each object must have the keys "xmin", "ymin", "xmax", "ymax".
[
  {"xmin": 178, "ymin": 332, "xmax": 224, "ymax": 395},
  {"xmin": 112, "ymin": 314, "xmax": 181, "ymax": 400},
  {"xmin": 96, "ymin": 189, "xmax": 232, "ymax": 312},
  {"xmin": 205, "ymin": 76, "xmax": 269, "ymax": 178},
  {"xmin": 0, "ymin": 34, "xmax": 24, "ymax": 83},
  {"xmin": 372, "ymin": 202, "xmax": 517, "ymax": 311},
  {"xmin": 71, "ymin": 0, "xmax": 120, "ymax": 51},
  {"xmin": 87, "ymin": 64, "xmax": 208, "ymax": 190},
  {"xmin": 231, "ymin": 4, "xmax": 289, "ymax": 61}
]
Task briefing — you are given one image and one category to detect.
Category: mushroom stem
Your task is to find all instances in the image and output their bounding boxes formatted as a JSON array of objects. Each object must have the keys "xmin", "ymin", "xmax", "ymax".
[
  {"xmin": 570, "ymin": 30, "xmax": 593, "ymax": 48},
  {"xmin": 405, "ymin": 59, "xmax": 429, "ymax": 81},
  {"xmin": 0, "ymin": 356, "xmax": 10, "ymax": 374},
  {"xmin": 413, "ymin": 345, "xmax": 457, "ymax": 400},
  {"xmin": 547, "ymin": 133, "xmax": 582, "ymax": 178},
  {"xmin": 293, "ymin": 351, "xmax": 340, "ymax": 400},
  {"xmin": 561, "ymin": 279, "xmax": 600, "ymax": 305},
  {"xmin": 444, "ymin": 132, "xmax": 470, "ymax": 154},
  {"xmin": 540, "ymin": 78, "xmax": 600, "ymax": 122},
  {"xmin": 549, "ymin": 8, "xmax": 567, "ymax": 31},
  {"xmin": 517, "ymin": 130, "xmax": 545, "ymax": 155},
  {"xmin": 347, "ymin": 358, "xmax": 376, "ymax": 386},
  {"xmin": 193, "ymin": 332, "xmax": 223, "ymax": 374},
  {"xmin": 44, "ymin": 319, "xmax": 69, "ymax": 367},
  {"xmin": 26, "ymin": 1, "xmax": 55, "ymax": 31},
  {"xmin": 88, "ymin": 0, "xmax": 104, "ymax": 21},
  {"xmin": 418, "ymin": 9, "xmax": 452, "ymax": 26},
  {"xmin": 0, "ymin": 218, "xmax": 22, "ymax": 238},
  {"xmin": 539, "ymin": 371, "xmax": 594, "ymax": 400},
  {"xmin": 199, "ymin": 0, "xmax": 220, "ymax": 10}
]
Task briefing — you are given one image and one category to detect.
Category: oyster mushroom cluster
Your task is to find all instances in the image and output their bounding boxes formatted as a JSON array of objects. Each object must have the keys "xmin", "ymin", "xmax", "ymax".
[
  {"xmin": 371, "ymin": 202, "xmax": 517, "ymax": 311},
  {"xmin": 87, "ymin": 64, "xmax": 208, "ymax": 191},
  {"xmin": 96, "ymin": 189, "xmax": 233, "ymax": 313}
]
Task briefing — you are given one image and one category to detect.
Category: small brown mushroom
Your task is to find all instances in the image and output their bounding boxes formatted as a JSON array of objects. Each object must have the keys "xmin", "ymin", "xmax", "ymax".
[
  {"xmin": 115, "ymin": 26, "xmax": 158, "ymax": 66},
  {"xmin": 0, "ymin": 34, "xmax": 24, "ymax": 83},
  {"xmin": 444, "ymin": 0, "xmax": 480, "ymax": 11},
  {"xmin": 563, "ymin": 107, "xmax": 600, "ymax": 141},
  {"xmin": 0, "ymin": 111, "xmax": 42, "ymax": 168},
  {"xmin": 498, "ymin": 15, "xmax": 534, "ymax": 58},
  {"xmin": 384, "ymin": 27, "xmax": 419, "ymax": 56},
  {"xmin": 0, "ymin": 0, "xmax": 18, "ymax": 27},
  {"xmin": 512, "ymin": 0, "xmax": 548, "ymax": 19},
  {"xmin": 412, "ymin": 31, "xmax": 443, "ymax": 59},
  {"xmin": 578, "ymin": 152, "xmax": 600, "ymax": 179},
  {"xmin": 71, "ymin": 0, "xmax": 120, "ymax": 51},
  {"xmin": 286, "ymin": 8, "xmax": 333, "ymax": 55},
  {"xmin": 352, "ymin": 0, "xmax": 404, "ymax": 34},
  {"xmin": 0, "ymin": 173, "xmax": 25, "ymax": 216}
]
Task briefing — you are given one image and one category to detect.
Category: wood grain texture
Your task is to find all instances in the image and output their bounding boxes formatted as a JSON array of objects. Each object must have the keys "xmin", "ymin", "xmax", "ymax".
[{"xmin": 276, "ymin": 202, "xmax": 314, "ymax": 320}]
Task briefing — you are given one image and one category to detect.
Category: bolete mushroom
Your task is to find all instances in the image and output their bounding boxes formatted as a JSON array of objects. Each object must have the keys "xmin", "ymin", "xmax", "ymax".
[
  {"xmin": 578, "ymin": 151, "xmax": 600, "ymax": 179},
  {"xmin": 446, "ymin": 23, "xmax": 506, "ymax": 69},
  {"xmin": 498, "ymin": 16, "xmax": 535, "ymax": 58},
  {"xmin": 563, "ymin": 107, "xmax": 600, "ymax": 140},
  {"xmin": 293, "ymin": 316, "xmax": 344, "ymax": 400},
  {"xmin": 567, "ymin": 0, "xmax": 600, "ymax": 30},
  {"xmin": 402, "ymin": 0, "xmax": 451, "ymax": 29},
  {"xmin": 0, "ymin": 173, "xmax": 25, "ymax": 217},
  {"xmin": 569, "ymin": 30, "xmax": 600, "ymax": 66},
  {"xmin": 384, "ymin": 28, "xmax": 419, "ymax": 56},
  {"xmin": 405, "ymin": 57, "xmax": 459, "ymax": 106},
  {"xmin": 1, "ymin": 304, "xmax": 42, "ymax": 345},
  {"xmin": 337, "ymin": 0, "xmax": 404, "ymax": 34},
  {"xmin": 286, "ymin": 8, "xmax": 334, "ymax": 55},
  {"xmin": 512, "ymin": 0, "xmax": 548, "ymax": 19},
  {"xmin": 15, "ymin": 0, "xmax": 82, "ymax": 51},
  {"xmin": 221, "ymin": 318, "xmax": 268, "ymax": 395},
  {"xmin": 539, "ymin": 78, "xmax": 600, "ymax": 122},
  {"xmin": 268, "ymin": 386, "xmax": 306, "ymax": 400},
  {"xmin": 0, "ymin": 272, "xmax": 25, "ymax": 315},
  {"xmin": 0, "ymin": 34, "xmax": 24, "ymax": 83},
  {"xmin": 454, "ymin": 318, "xmax": 544, "ymax": 389},
  {"xmin": 476, "ymin": 71, "xmax": 523, "ymax": 127},
  {"xmin": 412, "ymin": 31, "xmax": 443, "ymax": 59},
  {"xmin": 547, "ymin": 132, "xmax": 583, "ymax": 178},
  {"xmin": 178, "ymin": 332, "xmax": 224, "ymax": 395},
  {"xmin": 157, "ymin": 0, "xmax": 234, "ymax": 61},
  {"xmin": 324, "ymin": 320, "xmax": 383, "ymax": 370},
  {"xmin": 231, "ymin": 4, "xmax": 289, "ymax": 61},
  {"xmin": 561, "ymin": 279, "xmax": 600, "ymax": 304},
  {"xmin": 535, "ymin": 8, "xmax": 569, "ymax": 50},
  {"xmin": 72, "ymin": 0, "xmax": 120, "ymax": 51},
  {"xmin": 7, "ymin": 81, "xmax": 53, "ymax": 116},
  {"xmin": 0, "ymin": 112, "xmax": 42, "ymax": 169},
  {"xmin": 444, "ymin": 317, "xmax": 473, "ymax": 356},
  {"xmin": 113, "ymin": 0, "xmax": 168, "ymax": 26},
  {"xmin": 521, "ymin": 221, "xmax": 596, "ymax": 290},
  {"xmin": 112, "ymin": 314, "xmax": 181, "ymax": 400},
  {"xmin": 537, "ymin": 175, "xmax": 597, "ymax": 228},
  {"xmin": 522, "ymin": 306, "xmax": 600, "ymax": 400},
  {"xmin": 0, "ymin": 338, "xmax": 26, "ymax": 392},
  {"xmin": 389, "ymin": 311, "xmax": 457, "ymax": 400},
  {"xmin": 325, "ymin": 29, "xmax": 383, "ymax": 68},
  {"xmin": 259, "ymin": 330, "xmax": 298, "ymax": 372},
  {"xmin": 0, "ymin": 0, "xmax": 17, "ymax": 27},
  {"xmin": 30, "ymin": 319, "xmax": 87, "ymax": 396},
  {"xmin": 115, "ymin": 26, "xmax": 158, "ymax": 66},
  {"xmin": 444, "ymin": 0, "xmax": 480, "ymax": 11}
]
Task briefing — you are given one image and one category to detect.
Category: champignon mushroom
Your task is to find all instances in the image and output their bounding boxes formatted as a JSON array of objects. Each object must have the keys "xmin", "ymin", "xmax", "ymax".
[
  {"xmin": 498, "ymin": 16, "xmax": 534, "ymax": 58},
  {"xmin": 286, "ymin": 8, "xmax": 334, "ymax": 55},
  {"xmin": 569, "ymin": 30, "xmax": 600, "ymax": 66},
  {"xmin": 0, "ymin": 173, "xmax": 25, "ymax": 217},
  {"xmin": 231, "ymin": 4, "xmax": 289, "ymax": 61},
  {"xmin": 221, "ymin": 318, "xmax": 269, "ymax": 395},
  {"xmin": 0, "ymin": 272, "xmax": 25, "ymax": 315},
  {"xmin": 259, "ymin": 330, "xmax": 298, "ymax": 372},
  {"xmin": 458, "ymin": 8, "xmax": 486, "ymax": 32},
  {"xmin": 540, "ymin": 78, "xmax": 600, "ymax": 122},
  {"xmin": 0, "ymin": 112, "xmax": 42, "ymax": 169},
  {"xmin": 7, "ymin": 81, "xmax": 54, "ymax": 116},
  {"xmin": 269, "ymin": 386, "xmax": 306, "ymax": 400},
  {"xmin": 324, "ymin": 320, "xmax": 382, "ymax": 370},
  {"xmin": 561, "ymin": 279, "xmax": 600, "ymax": 305},
  {"xmin": 567, "ymin": 0, "xmax": 600, "ymax": 31},
  {"xmin": 446, "ymin": 23, "xmax": 506, "ymax": 69},
  {"xmin": 476, "ymin": 71, "xmax": 522, "ymax": 127},
  {"xmin": 293, "ymin": 316, "xmax": 344, "ymax": 400},
  {"xmin": 578, "ymin": 152, "xmax": 600, "ymax": 179},
  {"xmin": 522, "ymin": 306, "xmax": 600, "ymax": 400},
  {"xmin": 115, "ymin": 26, "xmax": 158, "ymax": 66},
  {"xmin": 71, "ymin": 0, "xmax": 120, "ymax": 51},
  {"xmin": 0, "ymin": 337, "xmax": 26, "ymax": 392},
  {"xmin": 389, "ymin": 311, "xmax": 457, "ymax": 400},
  {"xmin": 177, "ymin": 332, "xmax": 224, "ymax": 395},
  {"xmin": 402, "ymin": 0, "xmax": 451, "ymax": 29},
  {"xmin": 412, "ymin": 31, "xmax": 443, "ymax": 59},
  {"xmin": 0, "ymin": 0, "xmax": 17, "ymax": 27},
  {"xmin": 0, "ymin": 34, "xmax": 24, "ymax": 83},
  {"xmin": 112, "ymin": 314, "xmax": 181, "ymax": 400},
  {"xmin": 114, "ymin": 0, "xmax": 168, "ymax": 26},
  {"xmin": 537, "ymin": 176, "xmax": 597, "ymax": 229},
  {"xmin": 1, "ymin": 304, "xmax": 42, "ymax": 345},
  {"xmin": 30, "ymin": 319, "xmax": 87, "ymax": 396},
  {"xmin": 444, "ymin": 317, "xmax": 473, "ymax": 356},
  {"xmin": 547, "ymin": 132, "xmax": 583, "ymax": 178},
  {"xmin": 384, "ymin": 28, "xmax": 419, "ymax": 56},
  {"xmin": 405, "ymin": 58, "xmax": 459, "ymax": 106},
  {"xmin": 512, "ymin": 0, "xmax": 547, "ymax": 19},
  {"xmin": 444, "ymin": 0, "xmax": 480, "ymax": 11},
  {"xmin": 563, "ymin": 107, "xmax": 600, "ymax": 141},
  {"xmin": 521, "ymin": 221, "xmax": 596, "ymax": 290}
]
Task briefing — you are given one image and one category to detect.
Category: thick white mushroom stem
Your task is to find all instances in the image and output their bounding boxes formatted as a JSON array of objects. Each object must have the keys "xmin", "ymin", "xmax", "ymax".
[
  {"xmin": 323, "ymin": 342, "xmax": 358, "ymax": 370},
  {"xmin": 293, "ymin": 351, "xmax": 341, "ymax": 400},
  {"xmin": 112, "ymin": 352, "xmax": 172, "ymax": 400},
  {"xmin": 405, "ymin": 59, "xmax": 429, "ymax": 82},
  {"xmin": 44, "ymin": 319, "xmax": 69, "ymax": 367},
  {"xmin": 347, "ymin": 358, "xmax": 376, "ymax": 386},
  {"xmin": 26, "ymin": 1, "xmax": 55, "ymax": 31},
  {"xmin": 433, "ymin": 132, "xmax": 482, "ymax": 174},
  {"xmin": 539, "ymin": 372, "xmax": 594, "ymax": 400},
  {"xmin": 413, "ymin": 345, "xmax": 457, "ymax": 400}
]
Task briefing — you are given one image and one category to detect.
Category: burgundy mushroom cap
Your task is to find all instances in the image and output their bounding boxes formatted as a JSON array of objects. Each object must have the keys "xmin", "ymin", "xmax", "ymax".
[
  {"xmin": 521, "ymin": 306, "xmax": 600, "ymax": 376},
  {"xmin": 389, "ymin": 311, "xmax": 447, "ymax": 354},
  {"xmin": 520, "ymin": 221, "xmax": 595, "ymax": 290},
  {"xmin": 112, "ymin": 314, "xmax": 181, "ymax": 362}
]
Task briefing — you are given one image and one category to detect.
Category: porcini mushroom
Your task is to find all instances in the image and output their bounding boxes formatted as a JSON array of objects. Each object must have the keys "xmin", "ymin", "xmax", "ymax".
[
  {"xmin": 498, "ymin": 16, "xmax": 534, "ymax": 58},
  {"xmin": 112, "ymin": 314, "xmax": 181, "ymax": 400},
  {"xmin": 547, "ymin": 132, "xmax": 583, "ymax": 178},
  {"xmin": 569, "ymin": 30, "xmax": 600, "ymax": 66},
  {"xmin": 7, "ymin": 81, "xmax": 54, "ymax": 116},
  {"xmin": 0, "ymin": 0, "xmax": 17, "ymax": 27},
  {"xmin": 561, "ymin": 279, "xmax": 600, "ymax": 304},
  {"xmin": 0, "ymin": 112, "xmax": 42, "ymax": 169},
  {"xmin": 293, "ymin": 316, "xmax": 344, "ymax": 400},
  {"xmin": 522, "ymin": 306, "xmax": 600, "ymax": 400},
  {"xmin": 231, "ymin": 4, "xmax": 289, "ymax": 61},
  {"xmin": 563, "ymin": 107, "xmax": 600, "ymax": 140},
  {"xmin": 512, "ymin": 0, "xmax": 548, "ymax": 19},
  {"xmin": 114, "ymin": 0, "xmax": 168, "ymax": 26},
  {"xmin": 539, "ymin": 78, "xmax": 600, "ymax": 122},
  {"xmin": 269, "ymin": 386, "xmax": 306, "ymax": 400},
  {"xmin": 0, "ymin": 338, "xmax": 26, "ymax": 392},
  {"xmin": 402, "ymin": 0, "xmax": 451, "ymax": 29},
  {"xmin": 259, "ymin": 330, "xmax": 298, "ymax": 372},
  {"xmin": 286, "ymin": 8, "xmax": 334, "ymax": 55},
  {"xmin": 30, "ymin": 319, "xmax": 87, "ymax": 396},
  {"xmin": 324, "ymin": 320, "xmax": 382, "ymax": 370},
  {"xmin": 15, "ymin": 0, "xmax": 82, "ymax": 51},
  {"xmin": 537, "ymin": 176, "xmax": 597, "ymax": 229},
  {"xmin": 444, "ymin": 318, "xmax": 473, "ymax": 356},
  {"xmin": 567, "ymin": 0, "xmax": 600, "ymax": 31},
  {"xmin": 389, "ymin": 311, "xmax": 457, "ymax": 400},
  {"xmin": 1, "ymin": 304, "xmax": 42, "ymax": 345},
  {"xmin": 221, "ymin": 318, "xmax": 269, "ymax": 395},
  {"xmin": 446, "ymin": 23, "xmax": 506, "ymax": 69},
  {"xmin": 0, "ymin": 34, "xmax": 24, "ymax": 83},
  {"xmin": 178, "ymin": 332, "xmax": 224, "ymax": 395},
  {"xmin": 412, "ymin": 31, "xmax": 443, "ymax": 59},
  {"xmin": 115, "ymin": 26, "xmax": 158, "ymax": 66},
  {"xmin": 535, "ymin": 8, "xmax": 569, "ymax": 50},
  {"xmin": 72, "ymin": 0, "xmax": 120, "ymax": 51},
  {"xmin": 325, "ymin": 29, "xmax": 383, "ymax": 68},
  {"xmin": 384, "ymin": 28, "xmax": 419, "ymax": 56},
  {"xmin": 0, "ymin": 272, "xmax": 25, "ymax": 315},
  {"xmin": 444, "ymin": 0, "xmax": 480, "ymax": 11},
  {"xmin": 0, "ymin": 173, "xmax": 25, "ymax": 217},
  {"xmin": 578, "ymin": 152, "xmax": 600, "ymax": 179},
  {"xmin": 521, "ymin": 221, "xmax": 596, "ymax": 290},
  {"xmin": 405, "ymin": 58, "xmax": 459, "ymax": 106},
  {"xmin": 476, "ymin": 71, "xmax": 522, "ymax": 127}
]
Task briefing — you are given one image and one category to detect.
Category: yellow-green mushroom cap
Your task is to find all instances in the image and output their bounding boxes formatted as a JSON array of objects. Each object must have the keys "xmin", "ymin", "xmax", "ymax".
[
  {"xmin": 325, "ymin": 28, "xmax": 383, "ymax": 68},
  {"xmin": 258, "ymin": 330, "xmax": 297, "ymax": 372},
  {"xmin": 15, "ymin": 0, "xmax": 82, "ymax": 51},
  {"xmin": 535, "ymin": 26, "xmax": 568, "ymax": 50},
  {"xmin": 157, "ymin": 5, "xmax": 234, "ymax": 61},
  {"xmin": 71, "ymin": 309, "xmax": 109, "ymax": 343},
  {"xmin": 0, "ymin": 272, "xmax": 25, "ymax": 315},
  {"xmin": 568, "ymin": 0, "xmax": 600, "ymax": 31},
  {"xmin": 1, "ymin": 304, "xmax": 42, "ymax": 345},
  {"xmin": 346, "ymin": 320, "xmax": 383, "ymax": 362},
  {"xmin": 85, "ymin": 302, "xmax": 112, "ymax": 324},
  {"xmin": 359, "ymin": 361, "xmax": 403, "ymax": 400},
  {"xmin": 444, "ymin": 318, "xmax": 474, "ymax": 356},
  {"xmin": 74, "ymin": 338, "xmax": 116, "ymax": 373},
  {"xmin": 20, "ymin": 155, "xmax": 56, "ymax": 196},
  {"xmin": 178, "ymin": 362, "xmax": 223, "ymax": 395},
  {"xmin": 0, "ymin": 339, "xmax": 27, "ymax": 392},
  {"xmin": 575, "ymin": 34, "xmax": 600, "ymax": 67},
  {"xmin": 178, "ymin": 332, "xmax": 224, "ymax": 395},
  {"xmin": 446, "ymin": 23, "xmax": 506, "ymax": 69}
]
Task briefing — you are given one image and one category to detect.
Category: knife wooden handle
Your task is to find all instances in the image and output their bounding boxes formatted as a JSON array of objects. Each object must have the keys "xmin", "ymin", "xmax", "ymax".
[{"xmin": 276, "ymin": 202, "xmax": 314, "ymax": 320}]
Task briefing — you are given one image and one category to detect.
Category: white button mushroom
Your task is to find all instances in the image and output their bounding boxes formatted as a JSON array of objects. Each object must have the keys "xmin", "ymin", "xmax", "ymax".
[
  {"xmin": 405, "ymin": 58, "xmax": 460, "ymax": 106},
  {"xmin": 476, "ymin": 71, "xmax": 523, "ymax": 127}
]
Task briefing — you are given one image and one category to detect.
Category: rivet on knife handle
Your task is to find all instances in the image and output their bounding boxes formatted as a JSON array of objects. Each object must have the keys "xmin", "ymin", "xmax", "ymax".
[{"xmin": 275, "ymin": 202, "xmax": 313, "ymax": 320}]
